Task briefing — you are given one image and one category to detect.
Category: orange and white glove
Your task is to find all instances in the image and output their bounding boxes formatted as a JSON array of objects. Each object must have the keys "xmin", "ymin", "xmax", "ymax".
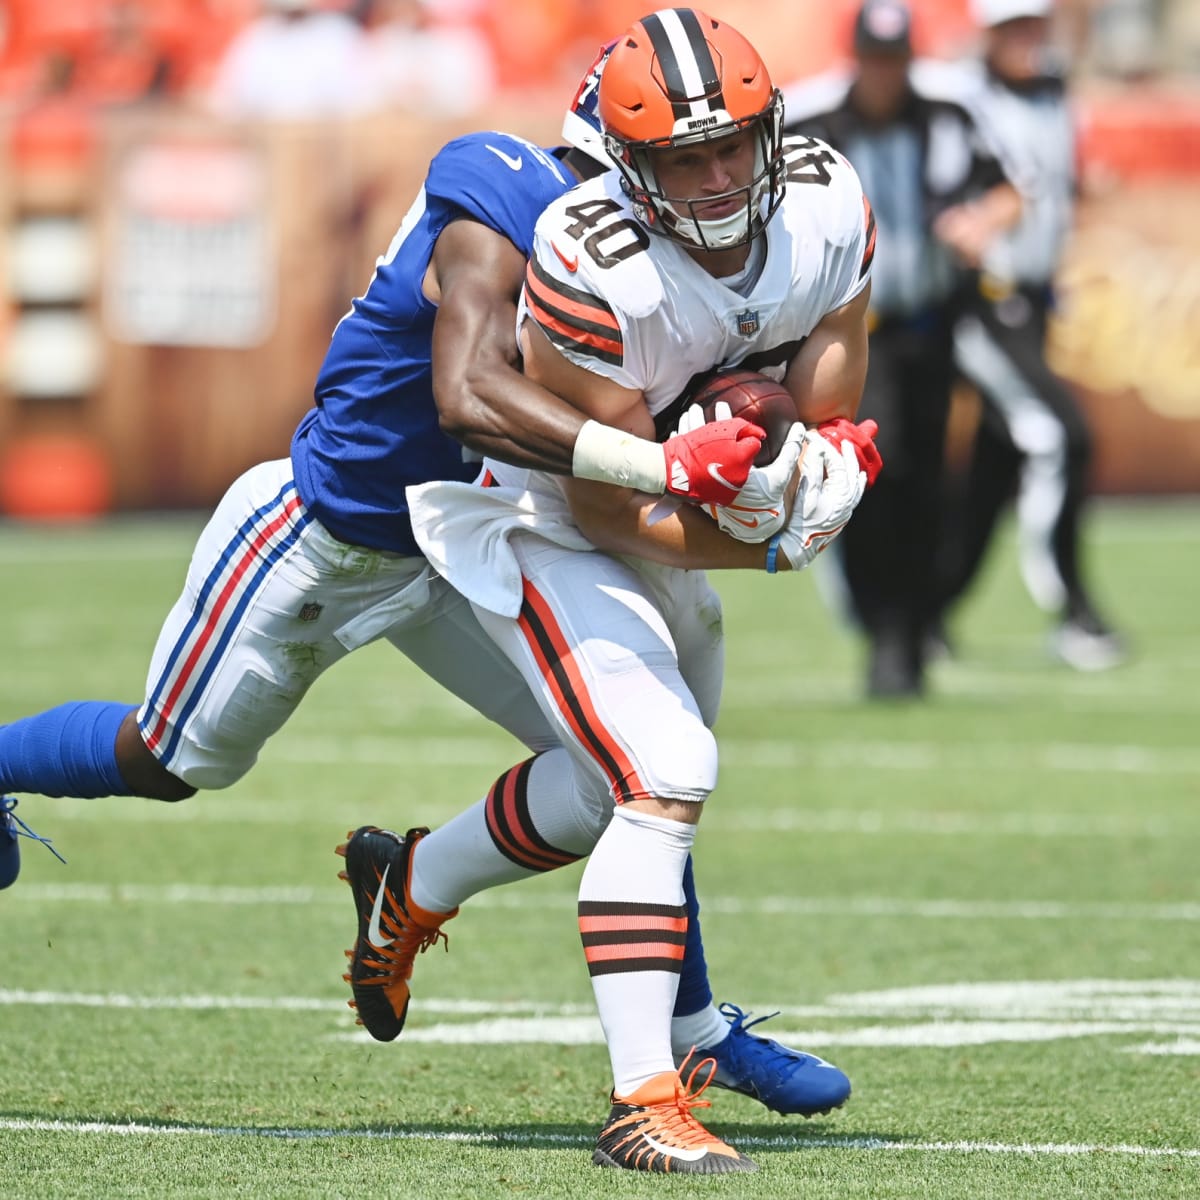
[
  {"xmin": 702, "ymin": 420, "xmax": 806, "ymax": 543},
  {"xmin": 766, "ymin": 431, "xmax": 867, "ymax": 572}
]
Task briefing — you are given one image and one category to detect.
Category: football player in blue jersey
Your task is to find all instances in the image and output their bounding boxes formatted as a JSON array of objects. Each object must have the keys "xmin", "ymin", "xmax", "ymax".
[{"xmin": 1, "ymin": 41, "xmax": 851, "ymax": 1124}]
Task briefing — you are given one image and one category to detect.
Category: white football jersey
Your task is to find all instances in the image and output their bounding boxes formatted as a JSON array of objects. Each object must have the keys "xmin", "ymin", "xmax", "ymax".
[{"xmin": 518, "ymin": 135, "xmax": 874, "ymax": 430}]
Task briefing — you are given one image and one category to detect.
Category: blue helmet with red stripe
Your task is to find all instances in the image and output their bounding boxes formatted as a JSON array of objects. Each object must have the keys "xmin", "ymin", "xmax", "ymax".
[{"xmin": 561, "ymin": 41, "xmax": 617, "ymax": 168}]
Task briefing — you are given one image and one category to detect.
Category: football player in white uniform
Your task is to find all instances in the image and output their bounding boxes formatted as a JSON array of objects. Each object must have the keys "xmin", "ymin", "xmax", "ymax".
[{"xmin": 393, "ymin": 7, "xmax": 878, "ymax": 1174}]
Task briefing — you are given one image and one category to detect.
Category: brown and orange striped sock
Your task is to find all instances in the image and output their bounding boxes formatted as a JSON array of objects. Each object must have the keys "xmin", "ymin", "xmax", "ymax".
[{"xmin": 408, "ymin": 749, "xmax": 606, "ymax": 913}]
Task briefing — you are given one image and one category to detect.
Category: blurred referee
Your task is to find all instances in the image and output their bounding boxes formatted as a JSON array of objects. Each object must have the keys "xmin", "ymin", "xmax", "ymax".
[
  {"xmin": 933, "ymin": 0, "xmax": 1127, "ymax": 670},
  {"xmin": 784, "ymin": 0, "xmax": 1020, "ymax": 697}
]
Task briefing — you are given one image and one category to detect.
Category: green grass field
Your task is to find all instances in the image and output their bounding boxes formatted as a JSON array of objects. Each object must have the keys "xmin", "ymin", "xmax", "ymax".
[{"xmin": 2, "ymin": 502, "xmax": 1198, "ymax": 1199}]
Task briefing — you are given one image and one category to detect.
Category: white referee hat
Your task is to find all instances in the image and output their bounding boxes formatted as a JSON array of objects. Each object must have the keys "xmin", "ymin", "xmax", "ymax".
[{"xmin": 971, "ymin": 0, "xmax": 1053, "ymax": 27}]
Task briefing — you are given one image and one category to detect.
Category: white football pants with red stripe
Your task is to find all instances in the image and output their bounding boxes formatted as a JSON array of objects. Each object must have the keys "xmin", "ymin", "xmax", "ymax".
[{"xmin": 464, "ymin": 532, "xmax": 724, "ymax": 808}]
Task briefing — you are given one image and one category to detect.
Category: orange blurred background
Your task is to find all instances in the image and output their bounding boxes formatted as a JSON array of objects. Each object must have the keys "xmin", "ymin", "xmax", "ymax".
[{"xmin": 0, "ymin": 0, "xmax": 1197, "ymax": 518}]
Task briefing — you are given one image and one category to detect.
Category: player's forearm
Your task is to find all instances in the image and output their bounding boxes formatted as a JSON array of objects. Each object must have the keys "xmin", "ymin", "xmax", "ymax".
[
  {"xmin": 436, "ymin": 356, "xmax": 585, "ymax": 474},
  {"xmin": 438, "ymin": 361, "xmax": 683, "ymax": 491},
  {"xmin": 569, "ymin": 482, "xmax": 785, "ymax": 571}
]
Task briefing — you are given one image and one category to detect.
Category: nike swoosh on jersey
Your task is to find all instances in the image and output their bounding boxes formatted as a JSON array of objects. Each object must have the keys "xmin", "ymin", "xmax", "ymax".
[
  {"xmin": 484, "ymin": 145, "xmax": 523, "ymax": 171},
  {"xmin": 367, "ymin": 864, "xmax": 395, "ymax": 947},
  {"xmin": 551, "ymin": 242, "xmax": 579, "ymax": 272}
]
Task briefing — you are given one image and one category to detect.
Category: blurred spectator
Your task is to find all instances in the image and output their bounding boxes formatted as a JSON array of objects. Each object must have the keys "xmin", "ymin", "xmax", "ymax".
[
  {"xmin": 72, "ymin": 1, "xmax": 174, "ymax": 105},
  {"xmin": 355, "ymin": 0, "xmax": 495, "ymax": 117},
  {"xmin": 206, "ymin": 0, "xmax": 368, "ymax": 120},
  {"xmin": 931, "ymin": 0, "xmax": 1127, "ymax": 669},
  {"xmin": 784, "ymin": 0, "xmax": 1021, "ymax": 698},
  {"xmin": 1088, "ymin": 0, "xmax": 1162, "ymax": 76}
]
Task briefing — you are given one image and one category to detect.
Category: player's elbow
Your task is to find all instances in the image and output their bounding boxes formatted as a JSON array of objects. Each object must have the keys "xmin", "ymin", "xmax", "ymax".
[
  {"xmin": 434, "ymin": 389, "xmax": 479, "ymax": 447},
  {"xmin": 434, "ymin": 367, "xmax": 496, "ymax": 451}
]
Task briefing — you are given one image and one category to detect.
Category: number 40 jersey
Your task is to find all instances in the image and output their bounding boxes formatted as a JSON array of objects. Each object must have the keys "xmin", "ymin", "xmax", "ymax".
[{"xmin": 518, "ymin": 135, "xmax": 876, "ymax": 434}]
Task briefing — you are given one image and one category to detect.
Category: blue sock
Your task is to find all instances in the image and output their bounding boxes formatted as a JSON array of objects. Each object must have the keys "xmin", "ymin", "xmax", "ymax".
[
  {"xmin": 674, "ymin": 853, "xmax": 714, "ymax": 1018},
  {"xmin": 0, "ymin": 701, "xmax": 136, "ymax": 798}
]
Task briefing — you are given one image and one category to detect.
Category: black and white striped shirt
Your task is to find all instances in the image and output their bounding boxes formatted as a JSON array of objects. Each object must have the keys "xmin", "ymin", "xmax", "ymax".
[
  {"xmin": 783, "ymin": 66, "xmax": 1012, "ymax": 318},
  {"xmin": 959, "ymin": 64, "xmax": 1075, "ymax": 287}
]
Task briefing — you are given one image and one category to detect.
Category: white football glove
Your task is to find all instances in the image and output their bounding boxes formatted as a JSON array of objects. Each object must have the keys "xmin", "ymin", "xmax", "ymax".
[
  {"xmin": 769, "ymin": 430, "xmax": 867, "ymax": 571},
  {"xmin": 702, "ymin": 421, "xmax": 806, "ymax": 543}
]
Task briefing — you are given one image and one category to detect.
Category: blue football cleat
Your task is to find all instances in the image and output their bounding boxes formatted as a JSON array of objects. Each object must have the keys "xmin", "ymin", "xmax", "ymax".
[
  {"xmin": 699, "ymin": 1002, "xmax": 851, "ymax": 1117},
  {"xmin": 1, "ymin": 796, "xmax": 66, "ymax": 890}
]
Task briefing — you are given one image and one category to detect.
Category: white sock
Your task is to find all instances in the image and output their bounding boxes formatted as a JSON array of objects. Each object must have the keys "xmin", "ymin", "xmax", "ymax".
[
  {"xmin": 671, "ymin": 1003, "xmax": 731, "ymax": 1062},
  {"xmin": 578, "ymin": 804, "xmax": 696, "ymax": 1096}
]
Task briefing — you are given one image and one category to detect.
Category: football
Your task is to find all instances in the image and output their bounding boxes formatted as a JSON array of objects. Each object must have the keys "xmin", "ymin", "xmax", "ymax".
[{"xmin": 691, "ymin": 369, "xmax": 798, "ymax": 465}]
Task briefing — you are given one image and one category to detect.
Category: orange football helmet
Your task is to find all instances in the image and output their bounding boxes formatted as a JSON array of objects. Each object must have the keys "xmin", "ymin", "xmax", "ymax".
[{"xmin": 598, "ymin": 8, "xmax": 785, "ymax": 251}]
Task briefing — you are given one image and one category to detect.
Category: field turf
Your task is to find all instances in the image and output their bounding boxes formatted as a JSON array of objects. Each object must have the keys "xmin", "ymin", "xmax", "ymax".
[{"xmin": 2, "ymin": 502, "xmax": 1198, "ymax": 1198}]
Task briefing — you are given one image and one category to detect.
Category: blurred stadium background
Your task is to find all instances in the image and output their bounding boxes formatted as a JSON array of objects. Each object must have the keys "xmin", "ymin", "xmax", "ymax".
[{"xmin": 0, "ymin": 0, "xmax": 1196, "ymax": 520}]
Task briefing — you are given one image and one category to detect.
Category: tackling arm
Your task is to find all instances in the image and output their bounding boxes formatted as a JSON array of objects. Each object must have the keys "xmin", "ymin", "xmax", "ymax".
[
  {"xmin": 428, "ymin": 219, "xmax": 762, "ymax": 502},
  {"xmin": 428, "ymin": 219, "xmax": 584, "ymax": 472}
]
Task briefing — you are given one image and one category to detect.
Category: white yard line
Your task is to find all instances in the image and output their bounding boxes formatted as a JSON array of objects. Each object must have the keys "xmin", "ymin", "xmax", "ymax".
[
  {"xmin": 23, "ymin": 795, "xmax": 1197, "ymax": 836},
  {"xmin": 263, "ymin": 735, "xmax": 1200, "ymax": 776},
  {"xmin": 0, "ymin": 990, "xmax": 591, "ymax": 1015},
  {"xmin": 0, "ymin": 1115, "xmax": 1196, "ymax": 1158},
  {"xmin": 9, "ymin": 884, "xmax": 1199, "ymax": 922},
  {"xmin": 6, "ymin": 981, "xmax": 1200, "ymax": 1053}
]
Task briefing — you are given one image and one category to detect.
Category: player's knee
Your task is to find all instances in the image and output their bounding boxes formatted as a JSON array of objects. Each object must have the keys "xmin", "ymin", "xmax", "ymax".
[
  {"xmin": 167, "ymin": 759, "xmax": 253, "ymax": 793},
  {"xmin": 636, "ymin": 722, "xmax": 719, "ymax": 806},
  {"xmin": 115, "ymin": 720, "xmax": 198, "ymax": 802}
]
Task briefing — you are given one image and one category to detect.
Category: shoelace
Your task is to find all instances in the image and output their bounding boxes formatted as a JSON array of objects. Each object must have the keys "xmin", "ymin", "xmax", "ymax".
[
  {"xmin": 1, "ymin": 797, "xmax": 67, "ymax": 865},
  {"xmin": 719, "ymin": 1003, "xmax": 804, "ymax": 1076},
  {"xmin": 612, "ymin": 1052, "xmax": 721, "ymax": 1153},
  {"xmin": 361, "ymin": 892, "xmax": 449, "ymax": 986}
]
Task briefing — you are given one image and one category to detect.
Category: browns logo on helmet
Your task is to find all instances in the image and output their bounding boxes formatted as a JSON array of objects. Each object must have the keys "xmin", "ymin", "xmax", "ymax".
[{"xmin": 597, "ymin": 8, "xmax": 786, "ymax": 251}]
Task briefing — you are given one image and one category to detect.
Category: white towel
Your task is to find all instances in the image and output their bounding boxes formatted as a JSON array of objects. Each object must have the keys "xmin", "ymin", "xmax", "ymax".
[{"xmin": 407, "ymin": 478, "xmax": 593, "ymax": 618}]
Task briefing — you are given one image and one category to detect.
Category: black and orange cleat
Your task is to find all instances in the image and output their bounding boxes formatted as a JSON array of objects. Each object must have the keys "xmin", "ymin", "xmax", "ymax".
[
  {"xmin": 592, "ymin": 1055, "xmax": 757, "ymax": 1174},
  {"xmin": 335, "ymin": 825, "xmax": 456, "ymax": 1042}
]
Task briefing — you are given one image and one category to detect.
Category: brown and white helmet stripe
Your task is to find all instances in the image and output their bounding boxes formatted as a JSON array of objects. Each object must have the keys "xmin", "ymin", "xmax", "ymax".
[{"xmin": 639, "ymin": 8, "xmax": 727, "ymax": 130}]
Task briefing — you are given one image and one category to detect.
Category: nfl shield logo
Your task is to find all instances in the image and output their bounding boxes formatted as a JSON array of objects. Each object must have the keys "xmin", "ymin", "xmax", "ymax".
[
  {"xmin": 735, "ymin": 309, "xmax": 760, "ymax": 336},
  {"xmin": 297, "ymin": 602, "xmax": 323, "ymax": 622}
]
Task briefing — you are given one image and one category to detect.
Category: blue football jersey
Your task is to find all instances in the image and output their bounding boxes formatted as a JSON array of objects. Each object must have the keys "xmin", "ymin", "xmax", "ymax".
[{"xmin": 290, "ymin": 131, "xmax": 574, "ymax": 555}]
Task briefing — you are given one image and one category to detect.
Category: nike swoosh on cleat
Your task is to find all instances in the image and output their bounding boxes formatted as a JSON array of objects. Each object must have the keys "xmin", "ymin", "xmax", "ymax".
[
  {"xmin": 640, "ymin": 1133, "xmax": 709, "ymax": 1163},
  {"xmin": 552, "ymin": 242, "xmax": 579, "ymax": 272},
  {"xmin": 367, "ymin": 864, "xmax": 395, "ymax": 948},
  {"xmin": 725, "ymin": 513, "xmax": 761, "ymax": 529},
  {"xmin": 485, "ymin": 145, "xmax": 523, "ymax": 171}
]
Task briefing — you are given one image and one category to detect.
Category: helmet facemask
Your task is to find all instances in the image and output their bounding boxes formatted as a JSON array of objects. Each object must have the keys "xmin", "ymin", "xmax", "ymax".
[{"xmin": 605, "ymin": 91, "xmax": 785, "ymax": 251}]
